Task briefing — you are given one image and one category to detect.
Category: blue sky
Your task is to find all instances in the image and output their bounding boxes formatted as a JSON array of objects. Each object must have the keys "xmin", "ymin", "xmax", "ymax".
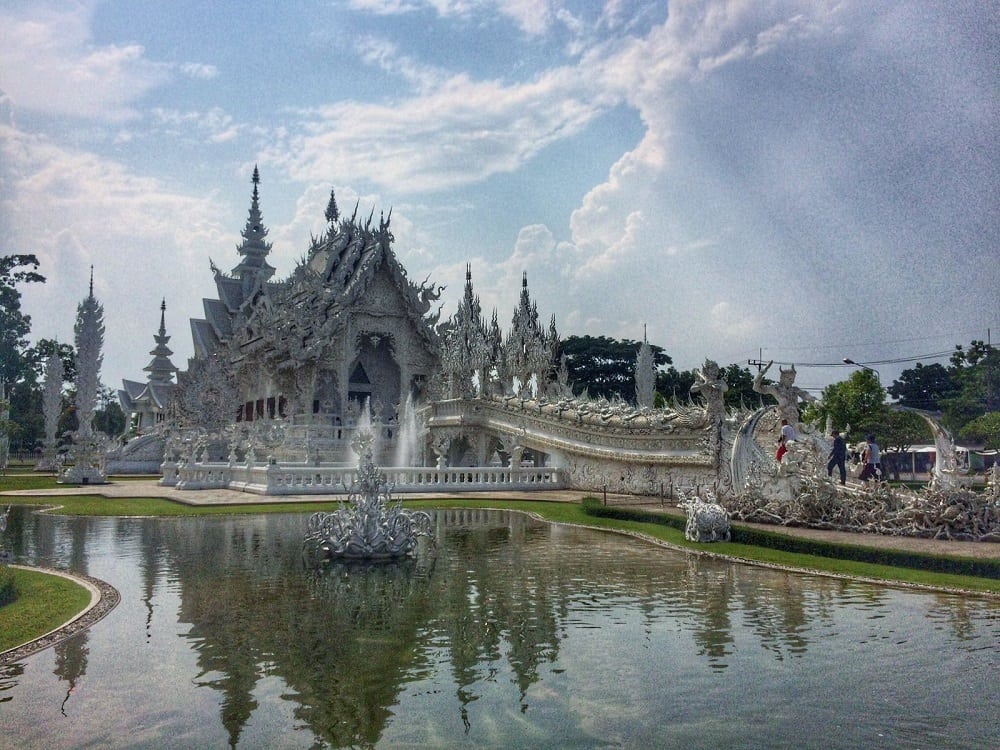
[{"xmin": 1, "ymin": 0, "xmax": 997, "ymax": 396}]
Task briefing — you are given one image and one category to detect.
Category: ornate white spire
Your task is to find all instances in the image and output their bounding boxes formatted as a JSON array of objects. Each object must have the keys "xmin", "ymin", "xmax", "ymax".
[
  {"xmin": 144, "ymin": 299, "xmax": 178, "ymax": 384},
  {"xmin": 635, "ymin": 327, "xmax": 655, "ymax": 408},
  {"xmin": 441, "ymin": 265, "xmax": 491, "ymax": 396},
  {"xmin": 503, "ymin": 272, "xmax": 556, "ymax": 396},
  {"xmin": 42, "ymin": 352, "xmax": 64, "ymax": 448},
  {"xmin": 231, "ymin": 165, "xmax": 276, "ymax": 288},
  {"xmin": 73, "ymin": 272, "xmax": 105, "ymax": 439}
]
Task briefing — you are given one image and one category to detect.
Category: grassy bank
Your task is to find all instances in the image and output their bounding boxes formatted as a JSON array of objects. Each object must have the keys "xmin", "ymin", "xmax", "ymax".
[
  {"xmin": 3, "ymin": 473, "xmax": 999, "ymax": 595},
  {"xmin": 0, "ymin": 568, "xmax": 93, "ymax": 653}
]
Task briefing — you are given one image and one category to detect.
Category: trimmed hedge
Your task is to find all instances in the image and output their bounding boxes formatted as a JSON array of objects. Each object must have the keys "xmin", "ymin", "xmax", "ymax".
[
  {"xmin": 581, "ymin": 497, "xmax": 687, "ymax": 532},
  {"xmin": 580, "ymin": 497, "xmax": 1000, "ymax": 580}
]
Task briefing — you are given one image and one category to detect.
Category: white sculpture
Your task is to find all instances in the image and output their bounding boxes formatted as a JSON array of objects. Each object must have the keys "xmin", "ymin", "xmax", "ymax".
[
  {"xmin": 634, "ymin": 331, "xmax": 656, "ymax": 409},
  {"xmin": 753, "ymin": 361, "xmax": 816, "ymax": 426},
  {"xmin": 302, "ymin": 430, "xmax": 433, "ymax": 561},
  {"xmin": 36, "ymin": 353, "xmax": 64, "ymax": 471},
  {"xmin": 681, "ymin": 489, "xmax": 731, "ymax": 543},
  {"xmin": 60, "ymin": 270, "xmax": 108, "ymax": 485}
]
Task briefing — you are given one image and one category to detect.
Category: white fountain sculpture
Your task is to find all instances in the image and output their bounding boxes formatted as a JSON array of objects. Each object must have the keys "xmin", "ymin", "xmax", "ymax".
[{"xmin": 303, "ymin": 429, "xmax": 433, "ymax": 562}]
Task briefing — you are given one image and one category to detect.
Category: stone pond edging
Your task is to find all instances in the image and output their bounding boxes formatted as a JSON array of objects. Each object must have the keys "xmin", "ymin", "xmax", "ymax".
[{"xmin": 0, "ymin": 566, "xmax": 120, "ymax": 666}]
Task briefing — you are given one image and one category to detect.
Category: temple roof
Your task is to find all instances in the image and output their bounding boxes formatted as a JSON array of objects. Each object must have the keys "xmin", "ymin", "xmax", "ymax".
[
  {"xmin": 190, "ymin": 318, "xmax": 221, "ymax": 358},
  {"xmin": 203, "ymin": 298, "xmax": 234, "ymax": 339}
]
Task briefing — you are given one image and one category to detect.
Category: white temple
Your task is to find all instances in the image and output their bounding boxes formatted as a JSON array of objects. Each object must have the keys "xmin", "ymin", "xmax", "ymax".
[
  {"xmin": 110, "ymin": 167, "xmax": 733, "ymax": 494},
  {"xmin": 102, "ymin": 167, "xmax": 1000, "ymax": 545}
]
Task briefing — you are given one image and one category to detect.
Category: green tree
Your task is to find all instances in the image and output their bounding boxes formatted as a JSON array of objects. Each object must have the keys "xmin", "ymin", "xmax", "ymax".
[
  {"xmin": 558, "ymin": 335, "xmax": 671, "ymax": 402},
  {"xmin": 879, "ymin": 410, "xmax": 933, "ymax": 479},
  {"xmin": 941, "ymin": 341, "xmax": 999, "ymax": 431},
  {"xmin": 720, "ymin": 364, "xmax": 767, "ymax": 409},
  {"xmin": 93, "ymin": 386, "xmax": 126, "ymax": 438},
  {"xmin": 0, "ymin": 254, "xmax": 45, "ymax": 386},
  {"xmin": 887, "ymin": 362, "xmax": 957, "ymax": 411},
  {"xmin": 655, "ymin": 366, "xmax": 695, "ymax": 405},
  {"xmin": 958, "ymin": 412, "xmax": 1000, "ymax": 451},
  {"xmin": 1, "ymin": 255, "xmax": 47, "ymax": 453},
  {"xmin": 809, "ymin": 370, "xmax": 886, "ymax": 443}
]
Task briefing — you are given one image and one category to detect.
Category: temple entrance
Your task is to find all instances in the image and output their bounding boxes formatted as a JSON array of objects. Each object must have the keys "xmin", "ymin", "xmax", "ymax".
[{"xmin": 348, "ymin": 333, "xmax": 400, "ymax": 423}]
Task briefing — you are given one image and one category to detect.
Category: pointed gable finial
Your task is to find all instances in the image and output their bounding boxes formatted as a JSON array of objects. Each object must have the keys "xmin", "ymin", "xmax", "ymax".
[
  {"xmin": 325, "ymin": 188, "xmax": 339, "ymax": 224},
  {"xmin": 159, "ymin": 298, "xmax": 167, "ymax": 334},
  {"xmin": 89, "ymin": 265, "xmax": 94, "ymax": 297}
]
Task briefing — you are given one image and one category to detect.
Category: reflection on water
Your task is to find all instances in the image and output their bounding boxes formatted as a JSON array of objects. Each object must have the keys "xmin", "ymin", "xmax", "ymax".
[{"xmin": 0, "ymin": 506, "xmax": 998, "ymax": 749}]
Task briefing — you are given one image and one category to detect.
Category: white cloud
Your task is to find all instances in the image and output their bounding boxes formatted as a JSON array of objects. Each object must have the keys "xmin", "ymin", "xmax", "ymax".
[
  {"xmin": 179, "ymin": 62, "xmax": 219, "ymax": 80},
  {"xmin": 270, "ymin": 67, "xmax": 607, "ymax": 192},
  {"xmin": 0, "ymin": 124, "xmax": 230, "ymax": 385},
  {"xmin": 0, "ymin": 3, "xmax": 173, "ymax": 121},
  {"xmin": 150, "ymin": 107, "xmax": 243, "ymax": 143}
]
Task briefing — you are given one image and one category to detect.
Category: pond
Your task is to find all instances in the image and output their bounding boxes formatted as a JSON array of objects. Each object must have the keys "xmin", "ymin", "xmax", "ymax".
[{"xmin": 0, "ymin": 507, "xmax": 998, "ymax": 749}]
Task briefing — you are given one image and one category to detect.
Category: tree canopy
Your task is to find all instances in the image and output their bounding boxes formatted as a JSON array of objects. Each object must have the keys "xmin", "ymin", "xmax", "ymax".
[
  {"xmin": 1, "ymin": 254, "xmax": 45, "ymax": 386},
  {"xmin": 888, "ymin": 339, "xmax": 998, "ymax": 435},
  {"xmin": 887, "ymin": 362, "xmax": 957, "ymax": 411},
  {"xmin": 558, "ymin": 335, "xmax": 670, "ymax": 402},
  {"xmin": 808, "ymin": 370, "xmax": 886, "ymax": 442}
]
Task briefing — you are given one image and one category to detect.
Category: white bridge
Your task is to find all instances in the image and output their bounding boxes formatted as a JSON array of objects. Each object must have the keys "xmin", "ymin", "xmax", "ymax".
[{"xmin": 162, "ymin": 394, "xmax": 725, "ymax": 496}]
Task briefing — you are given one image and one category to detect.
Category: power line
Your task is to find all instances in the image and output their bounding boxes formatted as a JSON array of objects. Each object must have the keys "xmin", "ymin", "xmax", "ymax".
[
  {"xmin": 756, "ymin": 326, "xmax": 996, "ymax": 353},
  {"xmin": 753, "ymin": 350, "xmax": 954, "ymax": 369}
]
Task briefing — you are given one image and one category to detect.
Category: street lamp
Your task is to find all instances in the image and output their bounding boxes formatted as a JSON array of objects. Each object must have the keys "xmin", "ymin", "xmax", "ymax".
[{"xmin": 843, "ymin": 358, "xmax": 881, "ymax": 383}]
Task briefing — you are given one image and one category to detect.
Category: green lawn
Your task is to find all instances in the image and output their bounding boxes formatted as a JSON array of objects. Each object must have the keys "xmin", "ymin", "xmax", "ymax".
[{"xmin": 0, "ymin": 568, "xmax": 93, "ymax": 653}]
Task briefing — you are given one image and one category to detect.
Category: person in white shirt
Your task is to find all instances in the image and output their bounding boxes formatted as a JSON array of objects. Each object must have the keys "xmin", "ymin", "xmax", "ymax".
[{"xmin": 859, "ymin": 434, "xmax": 882, "ymax": 481}]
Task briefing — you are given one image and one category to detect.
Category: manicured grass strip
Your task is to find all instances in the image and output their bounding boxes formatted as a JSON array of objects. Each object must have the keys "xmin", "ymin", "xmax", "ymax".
[
  {"xmin": 0, "ymin": 474, "xmax": 63, "ymax": 492},
  {"xmin": 579, "ymin": 498, "xmax": 1000, "ymax": 586},
  {"xmin": 0, "ymin": 568, "xmax": 93, "ymax": 653}
]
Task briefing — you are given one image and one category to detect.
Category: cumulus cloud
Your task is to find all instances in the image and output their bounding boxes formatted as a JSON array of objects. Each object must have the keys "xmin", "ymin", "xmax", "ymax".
[
  {"xmin": 347, "ymin": 0, "xmax": 557, "ymax": 35},
  {"xmin": 150, "ymin": 107, "xmax": 243, "ymax": 143},
  {"xmin": 0, "ymin": 124, "xmax": 230, "ymax": 382},
  {"xmin": 0, "ymin": 3, "xmax": 173, "ymax": 121}
]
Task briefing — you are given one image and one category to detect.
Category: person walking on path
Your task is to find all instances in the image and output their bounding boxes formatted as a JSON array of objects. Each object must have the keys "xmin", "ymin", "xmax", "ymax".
[
  {"xmin": 776, "ymin": 418, "xmax": 796, "ymax": 462},
  {"xmin": 827, "ymin": 429, "xmax": 847, "ymax": 484},
  {"xmin": 859, "ymin": 434, "xmax": 882, "ymax": 481}
]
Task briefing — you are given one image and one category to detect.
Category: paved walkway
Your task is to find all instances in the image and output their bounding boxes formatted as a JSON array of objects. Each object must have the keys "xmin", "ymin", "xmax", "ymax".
[{"xmin": 4, "ymin": 479, "xmax": 998, "ymax": 561}]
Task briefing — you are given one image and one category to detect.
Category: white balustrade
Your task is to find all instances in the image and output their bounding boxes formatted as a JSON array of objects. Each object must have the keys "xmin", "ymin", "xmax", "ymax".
[{"xmin": 169, "ymin": 459, "xmax": 566, "ymax": 495}]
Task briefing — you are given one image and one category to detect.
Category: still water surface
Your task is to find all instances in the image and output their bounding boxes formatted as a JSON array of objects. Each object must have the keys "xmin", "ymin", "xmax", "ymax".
[{"xmin": 0, "ymin": 507, "xmax": 998, "ymax": 749}]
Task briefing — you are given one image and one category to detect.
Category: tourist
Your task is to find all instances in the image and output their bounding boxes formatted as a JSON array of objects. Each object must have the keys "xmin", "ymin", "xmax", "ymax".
[
  {"xmin": 827, "ymin": 429, "xmax": 847, "ymax": 484},
  {"xmin": 859, "ymin": 434, "xmax": 882, "ymax": 481},
  {"xmin": 776, "ymin": 418, "xmax": 796, "ymax": 462}
]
